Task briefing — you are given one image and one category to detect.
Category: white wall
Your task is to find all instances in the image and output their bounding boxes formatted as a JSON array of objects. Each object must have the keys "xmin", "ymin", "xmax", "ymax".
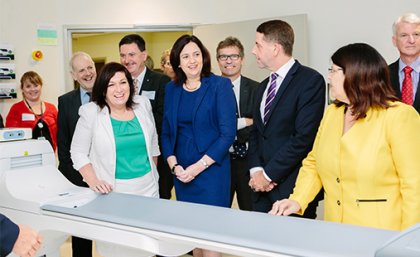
[{"xmin": 1, "ymin": 0, "xmax": 419, "ymax": 119}]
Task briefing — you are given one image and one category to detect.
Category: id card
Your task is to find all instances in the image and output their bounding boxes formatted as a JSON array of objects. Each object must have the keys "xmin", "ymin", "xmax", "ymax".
[
  {"xmin": 22, "ymin": 113, "xmax": 36, "ymax": 121},
  {"xmin": 142, "ymin": 90, "xmax": 156, "ymax": 100}
]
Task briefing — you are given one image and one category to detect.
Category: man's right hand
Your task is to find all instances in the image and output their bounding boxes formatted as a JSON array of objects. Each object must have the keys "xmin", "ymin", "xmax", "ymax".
[{"xmin": 13, "ymin": 224, "xmax": 43, "ymax": 257}]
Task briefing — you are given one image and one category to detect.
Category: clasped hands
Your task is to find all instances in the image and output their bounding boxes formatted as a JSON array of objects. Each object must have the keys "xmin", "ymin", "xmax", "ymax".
[
  {"xmin": 173, "ymin": 162, "xmax": 202, "ymax": 183},
  {"xmin": 248, "ymin": 170, "xmax": 277, "ymax": 192}
]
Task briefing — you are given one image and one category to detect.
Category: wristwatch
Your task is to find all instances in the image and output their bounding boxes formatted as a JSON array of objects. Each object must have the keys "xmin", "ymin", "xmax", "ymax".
[
  {"xmin": 200, "ymin": 159, "xmax": 209, "ymax": 169},
  {"xmin": 171, "ymin": 164, "xmax": 180, "ymax": 175}
]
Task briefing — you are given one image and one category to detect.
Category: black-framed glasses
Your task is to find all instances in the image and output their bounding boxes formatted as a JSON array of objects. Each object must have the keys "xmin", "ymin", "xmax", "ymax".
[
  {"xmin": 217, "ymin": 54, "xmax": 241, "ymax": 61},
  {"xmin": 328, "ymin": 67, "xmax": 343, "ymax": 74}
]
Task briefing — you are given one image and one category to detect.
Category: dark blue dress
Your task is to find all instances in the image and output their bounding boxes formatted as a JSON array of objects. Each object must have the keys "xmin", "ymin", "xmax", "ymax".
[{"xmin": 174, "ymin": 88, "xmax": 230, "ymax": 207}]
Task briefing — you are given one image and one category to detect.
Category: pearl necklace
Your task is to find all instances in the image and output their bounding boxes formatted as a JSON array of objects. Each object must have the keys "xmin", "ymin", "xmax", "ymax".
[{"xmin": 183, "ymin": 81, "xmax": 201, "ymax": 92}]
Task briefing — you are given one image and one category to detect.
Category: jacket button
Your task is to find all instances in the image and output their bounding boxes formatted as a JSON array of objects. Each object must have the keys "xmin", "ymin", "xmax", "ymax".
[
  {"xmin": 336, "ymin": 177, "xmax": 340, "ymax": 183},
  {"xmin": 337, "ymin": 200, "xmax": 341, "ymax": 206}
]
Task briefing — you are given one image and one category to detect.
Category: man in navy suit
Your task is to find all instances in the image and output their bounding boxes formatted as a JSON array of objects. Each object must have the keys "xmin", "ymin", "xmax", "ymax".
[
  {"xmin": 0, "ymin": 213, "xmax": 42, "ymax": 257},
  {"xmin": 248, "ymin": 20, "xmax": 325, "ymax": 216},
  {"xmin": 389, "ymin": 13, "xmax": 420, "ymax": 114},
  {"xmin": 57, "ymin": 52, "xmax": 96, "ymax": 257},
  {"xmin": 216, "ymin": 36, "xmax": 258, "ymax": 211},
  {"xmin": 119, "ymin": 34, "xmax": 172, "ymax": 199}
]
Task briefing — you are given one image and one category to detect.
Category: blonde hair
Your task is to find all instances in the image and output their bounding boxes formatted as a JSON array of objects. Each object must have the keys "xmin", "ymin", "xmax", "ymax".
[{"xmin": 160, "ymin": 48, "xmax": 171, "ymax": 65}]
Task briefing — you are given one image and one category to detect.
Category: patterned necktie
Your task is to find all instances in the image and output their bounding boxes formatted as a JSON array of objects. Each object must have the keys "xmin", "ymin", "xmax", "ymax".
[
  {"xmin": 133, "ymin": 78, "xmax": 139, "ymax": 94},
  {"xmin": 402, "ymin": 66, "xmax": 413, "ymax": 105},
  {"xmin": 263, "ymin": 73, "xmax": 279, "ymax": 124}
]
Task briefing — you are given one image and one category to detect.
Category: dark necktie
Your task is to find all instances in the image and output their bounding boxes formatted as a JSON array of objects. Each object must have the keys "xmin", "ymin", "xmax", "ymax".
[
  {"xmin": 402, "ymin": 66, "xmax": 413, "ymax": 105},
  {"xmin": 263, "ymin": 73, "xmax": 279, "ymax": 124},
  {"xmin": 86, "ymin": 92, "xmax": 91, "ymax": 102}
]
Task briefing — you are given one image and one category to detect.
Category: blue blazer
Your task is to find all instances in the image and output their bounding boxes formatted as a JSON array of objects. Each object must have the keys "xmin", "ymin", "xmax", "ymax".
[
  {"xmin": 161, "ymin": 74, "xmax": 237, "ymax": 164},
  {"xmin": 0, "ymin": 213, "xmax": 19, "ymax": 257}
]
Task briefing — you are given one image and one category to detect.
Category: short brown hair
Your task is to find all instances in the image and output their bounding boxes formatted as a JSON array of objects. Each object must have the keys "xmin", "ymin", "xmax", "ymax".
[
  {"xmin": 331, "ymin": 43, "xmax": 398, "ymax": 119},
  {"xmin": 216, "ymin": 36, "xmax": 244, "ymax": 57},
  {"xmin": 20, "ymin": 71, "xmax": 43, "ymax": 89},
  {"xmin": 256, "ymin": 20, "xmax": 294, "ymax": 56}
]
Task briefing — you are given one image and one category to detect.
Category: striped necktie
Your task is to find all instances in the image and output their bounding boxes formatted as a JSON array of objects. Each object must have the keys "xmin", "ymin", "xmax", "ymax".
[{"xmin": 263, "ymin": 73, "xmax": 279, "ymax": 124}]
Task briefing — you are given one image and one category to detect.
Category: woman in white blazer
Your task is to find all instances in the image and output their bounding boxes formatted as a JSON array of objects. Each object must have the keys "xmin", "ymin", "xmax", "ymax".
[{"xmin": 71, "ymin": 62, "xmax": 160, "ymax": 198}]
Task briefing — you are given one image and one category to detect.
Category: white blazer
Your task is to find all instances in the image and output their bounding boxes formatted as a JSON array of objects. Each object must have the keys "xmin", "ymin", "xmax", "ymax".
[{"xmin": 71, "ymin": 95, "xmax": 160, "ymax": 187}]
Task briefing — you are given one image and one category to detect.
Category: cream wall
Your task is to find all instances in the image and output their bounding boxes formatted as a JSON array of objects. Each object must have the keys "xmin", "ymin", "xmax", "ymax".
[{"xmin": 0, "ymin": 0, "xmax": 419, "ymax": 119}]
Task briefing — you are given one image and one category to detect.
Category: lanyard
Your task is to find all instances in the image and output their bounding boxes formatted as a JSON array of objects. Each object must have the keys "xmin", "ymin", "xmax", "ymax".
[
  {"xmin": 24, "ymin": 98, "xmax": 43, "ymax": 117},
  {"xmin": 24, "ymin": 99, "xmax": 45, "ymax": 132}
]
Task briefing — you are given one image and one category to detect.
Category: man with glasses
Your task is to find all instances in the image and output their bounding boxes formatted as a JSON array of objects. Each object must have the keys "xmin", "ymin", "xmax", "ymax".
[
  {"xmin": 389, "ymin": 13, "xmax": 420, "ymax": 114},
  {"xmin": 57, "ymin": 51, "xmax": 97, "ymax": 257},
  {"xmin": 216, "ymin": 36, "xmax": 258, "ymax": 211},
  {"xmin": 119, "ymin": 34, "xmax": 172, "ymax": 199}
]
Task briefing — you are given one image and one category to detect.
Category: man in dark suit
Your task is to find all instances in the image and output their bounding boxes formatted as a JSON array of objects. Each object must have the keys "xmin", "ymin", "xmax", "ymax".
[
  {"xmin": 119, "ymin": 34, "xmax": 172, "ymax": 199},
  {"xmin": 216, "ymin": 36, "xmax": 258, "ymax": 211},
  {"xmin": 248, "ymin": 20, "xmax": 325, "ymax": 216},
  {"xmin": 57, "ymin": 51, "xmax": 96, "ymax": 257},
  {"xmin": 0, "ymin": 213, "xmax": 42, "ymax": 257},
  {"xmin": 389, "ymin": 13, "xmax": 420, "ymax": 114}
]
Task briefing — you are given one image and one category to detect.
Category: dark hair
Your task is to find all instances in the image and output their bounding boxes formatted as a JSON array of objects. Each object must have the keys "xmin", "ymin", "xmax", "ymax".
[
  {"xmin": 331, "ymin": 43, "xmax": 398, "ymax": 119},
  {"xmin": 20, "ymin": 71, "xmax": 43, "ymax": 89},
  {"xmin": 170, "ymin": 35, "xmax": 211, "ymax": 83},
  {"xmin": 216, "ymin": 36, "xmax": 244, "ymax": 57},
  {"xmin": 119, "ymin": 34, "xmax": 146, "ymax": 51},
  {"xmin": 256, "ymin": 20, "xmax": 294, "ymax": 56},
  {"xmin": 92, "ymin": 62, "xmax": 135, "ymax": 112}
]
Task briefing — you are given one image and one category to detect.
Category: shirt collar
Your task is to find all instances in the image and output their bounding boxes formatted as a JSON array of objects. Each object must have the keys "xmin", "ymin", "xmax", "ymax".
[
  {"xmin": 398, "ymin": 56, "xmax": 420, "ymax": 73},
  {"xmin": 232, "ymin": 75, "xmax": 241, "ymax": 88},
  {"xmin": 273, "ymin": 57, "xmax": 296, "ymax": 79}
]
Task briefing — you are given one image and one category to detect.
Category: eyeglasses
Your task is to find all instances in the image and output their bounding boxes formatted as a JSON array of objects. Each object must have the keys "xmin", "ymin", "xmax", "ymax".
[
  {"xmin": 217, "ymin": 54, "xmax": 241, "ymax": 61},
  {"xmin": 328, "ymin": 67, "xmax": 343, "ymax": 74}
]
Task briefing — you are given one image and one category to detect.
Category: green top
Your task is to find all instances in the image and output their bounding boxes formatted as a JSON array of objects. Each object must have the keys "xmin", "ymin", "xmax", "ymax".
[{"xmin": 111, "ymin": 116, "xmax": 151, "ymax": 179}]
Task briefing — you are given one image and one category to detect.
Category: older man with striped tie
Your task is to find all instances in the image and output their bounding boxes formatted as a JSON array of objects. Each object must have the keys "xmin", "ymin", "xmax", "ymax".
[{"xmin": 247, "ymin": 19, "xmax": 325, "ymax": 217}]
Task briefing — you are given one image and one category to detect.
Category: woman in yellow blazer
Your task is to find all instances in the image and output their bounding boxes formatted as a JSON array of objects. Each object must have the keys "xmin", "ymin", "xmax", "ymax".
[{"xmin": 270, "ymin": 43, "xmax": 420, "ymax": 231}]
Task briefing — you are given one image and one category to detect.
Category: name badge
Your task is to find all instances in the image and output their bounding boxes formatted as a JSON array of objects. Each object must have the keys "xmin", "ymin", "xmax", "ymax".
[
  {"xmin": 141, "ymin": 90, "xmax": 156, "ymax": 100},
  {"xmin": 22, "ymin": 113, "xmax": 36, "ymax": 121}
]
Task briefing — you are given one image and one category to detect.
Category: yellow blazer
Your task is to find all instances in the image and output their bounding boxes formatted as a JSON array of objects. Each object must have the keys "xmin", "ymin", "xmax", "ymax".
[{"xmin": 290, "ymin": 102, "xmax": 420, "ymax": 231}]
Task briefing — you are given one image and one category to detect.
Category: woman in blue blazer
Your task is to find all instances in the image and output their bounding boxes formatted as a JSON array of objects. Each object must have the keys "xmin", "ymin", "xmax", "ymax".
[{"xmin": 162, "ymin": 35, "xmax": 236, "ymax": 211}]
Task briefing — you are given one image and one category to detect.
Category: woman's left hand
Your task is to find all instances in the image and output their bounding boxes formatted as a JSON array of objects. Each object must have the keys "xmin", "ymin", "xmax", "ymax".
[{"xmin": 177, "ymin": 162, "xmax": 203, "ymax": 183}]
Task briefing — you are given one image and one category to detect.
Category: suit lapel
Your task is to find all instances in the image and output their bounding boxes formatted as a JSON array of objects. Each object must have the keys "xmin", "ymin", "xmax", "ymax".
[
  {"xmin": 414, "ymin": 73, "xmax": 420, "ymax": 110},
  {"xmin": 263, "ymin": 61, "xmax": 301, "ymax": 125},
  {"xmin": 239, "ymin": 77, "xmax": 250, "ymax": 116},
  {"xmin": 171, "ymin": 83, "xmax": 183, "ymax": 136},
  {"xmin": 192, "ymin": 76, "xmax": 211, "ymax": 121},
  {"xmin": 99, "ymin": 106, "xmax": 115, "ymax": 150},
  {"xmin": 140, "ymin": 68, "xmax": 152, "ymax": 94},
  {"xmin": 73, "ymin": 89, "xmax": 83, "ymax": 112},
  {"xmin": 254, "ymin": 78, "xmax": 268, "ymax": 132},
  {"xmin": 389, "ymin": 60, "xmax": 401, "ymax": 98}
]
